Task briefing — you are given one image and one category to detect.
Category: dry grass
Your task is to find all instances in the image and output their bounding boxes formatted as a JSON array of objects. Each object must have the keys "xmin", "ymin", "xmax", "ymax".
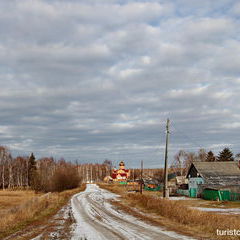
[
  {"xmin": 100, "ymin": 183, "xmax": 240, "ymax": 240},
  {"xmin": 127, "ymin": 194, "xmax": 240, "ymax": 239},
  {"xmin": 0, "ymin": 185, "xmax": 86, "ymax": 239},
  {"xmin": 100, "ymin": 183, "xmax": 127, "ymax": 194},
  {"xmin": 178, "ymin": 198, "xmax": 240, "ymax": 209},
  {"xmin": 0, "ymin": 190, "xmax": 42, "ymax": 211}
]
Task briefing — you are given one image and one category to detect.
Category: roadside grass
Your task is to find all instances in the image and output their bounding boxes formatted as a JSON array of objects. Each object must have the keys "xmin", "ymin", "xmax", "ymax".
[
  {"xmin": 0, "ymin": 185, "xmax": 86, "ymax": 239},
  {"xmin": 100, "ymin": 183, "xmax": 126, "ymax": 195},
  {"xmin": 178, "ymin": 199, "xmax": 240, "ymax": 209},
  {"xmin": 99, "ymin": 183, "xmax": 240, "ymax": 240},
  {"xmin": 162, "ymin": 194, "xmax": 240, "ymax": 209}
]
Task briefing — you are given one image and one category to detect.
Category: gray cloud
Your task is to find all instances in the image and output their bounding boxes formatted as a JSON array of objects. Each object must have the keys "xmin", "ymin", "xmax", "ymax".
[{"xmin": 0, "ymin": 0, "xmax": 240, "ymax": 167}]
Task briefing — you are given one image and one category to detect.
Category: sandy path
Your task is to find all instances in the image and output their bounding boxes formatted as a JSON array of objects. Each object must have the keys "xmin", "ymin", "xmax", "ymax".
[{"xmin": 71, "ymin": 184, "xmax": 195, "ymax": 240}]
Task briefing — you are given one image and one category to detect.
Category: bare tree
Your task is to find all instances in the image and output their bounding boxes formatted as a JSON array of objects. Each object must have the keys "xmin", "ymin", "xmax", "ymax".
[
  {"xmin": 0, "ymin": 146, "xmax": 11, "ymax": 190},
  {"xmin": 197, "ymin": 149, "xmax": 207, "ymax": 161},
  {"xmin": 171, "ymin": 150, "xmax": 188, "ymax": 176}
]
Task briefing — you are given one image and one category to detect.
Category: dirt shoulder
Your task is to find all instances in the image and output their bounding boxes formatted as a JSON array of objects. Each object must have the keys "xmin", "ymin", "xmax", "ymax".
[{"xmin": 4, "ymin": 202, "xmax": 75, "ymax": 240}]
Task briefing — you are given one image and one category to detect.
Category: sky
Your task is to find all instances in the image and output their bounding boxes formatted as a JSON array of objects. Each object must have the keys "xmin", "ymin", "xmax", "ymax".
[{"xmin": 0, "ymin": 0, "xmax": 240, "ymax": 168}]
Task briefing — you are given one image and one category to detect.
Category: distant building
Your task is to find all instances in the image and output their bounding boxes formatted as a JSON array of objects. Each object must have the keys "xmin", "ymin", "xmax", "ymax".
[
  {"xmin": 168, "ymin": 173, "xmax": 188, "ymax": 194},
  {"xmin": 187, "ymin": 161, "xmax": 240, "ymax": 199},
  {"xmin": 143, "ymin": 179, "xmax": 161, "ymax": 191},
  {"xmin": 111, "ymin": 161, "xmax": 130, "ymax": 182}
]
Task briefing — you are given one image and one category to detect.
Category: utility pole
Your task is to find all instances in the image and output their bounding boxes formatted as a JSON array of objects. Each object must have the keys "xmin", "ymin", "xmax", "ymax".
[
  {"xmin": 90, "ymin": 164, "xmax": 93, "ymax": 183},
  {"xmin": 163, "ymin": 119, "xmax": 170, "ymax": 198},
  {"xmin": 140, "ymin": 160, "xmax": 143, "ymax": 194},
  {"xmin": 87, "ymin": 165, "xmax": 89, "ymax": 183}
]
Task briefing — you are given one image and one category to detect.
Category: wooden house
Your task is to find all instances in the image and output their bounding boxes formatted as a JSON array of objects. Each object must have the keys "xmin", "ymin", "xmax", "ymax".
[{"xmin": 187, "ymin": 161, "xmax": 240, "ymax": 199}]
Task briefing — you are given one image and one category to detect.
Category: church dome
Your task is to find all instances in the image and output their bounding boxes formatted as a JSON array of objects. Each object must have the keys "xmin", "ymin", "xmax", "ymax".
[{"xmin": 119, "ymin": 161, "xmax": 125, "ymax": 166}]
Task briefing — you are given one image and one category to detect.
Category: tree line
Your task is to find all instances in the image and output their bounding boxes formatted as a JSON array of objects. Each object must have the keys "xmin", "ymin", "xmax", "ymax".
[
  {"xmin": 0, "ymin": 146, "xmax": 81, "ymax": 192},
  {"xmin": 171, "ymin": 147, "xmax": 239, "ymax": 176},
  {"xmin": 1, "ymin": 145, "xmax": 237, "ymax": 190},
  {"xmin": 0, "ymin": 146, "xmax": 112, "ymax": 192}
]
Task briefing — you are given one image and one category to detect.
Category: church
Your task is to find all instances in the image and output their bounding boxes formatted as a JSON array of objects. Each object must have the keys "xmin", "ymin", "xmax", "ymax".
[{"xmin": 111, "ymin": 161, "xmax": 130, "ymax": 182}]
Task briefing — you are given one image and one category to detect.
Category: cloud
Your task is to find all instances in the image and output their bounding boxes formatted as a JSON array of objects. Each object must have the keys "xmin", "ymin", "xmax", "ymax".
[
  {"xmin": 221, "ymin": 122, "xmax": 240, "ymax": 129},
  {"xmin": 0, "ymin": 0, "xmax": 239, "ymax": 167}
]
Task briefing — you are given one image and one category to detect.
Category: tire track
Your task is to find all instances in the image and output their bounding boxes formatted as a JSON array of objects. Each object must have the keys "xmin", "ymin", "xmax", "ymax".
[{"xmin": 71, "ymin": 184, "xmax": 193, "ymax": 240}]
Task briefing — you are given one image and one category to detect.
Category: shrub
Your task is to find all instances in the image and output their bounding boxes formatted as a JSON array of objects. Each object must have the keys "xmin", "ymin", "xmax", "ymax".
[
  {"xmin": 51, "ymin": 166, "xmax": 80, "ymax": 192},
  {"xmin": 32, "ymin": 164, "xmax": 81, "ymax": 193}
]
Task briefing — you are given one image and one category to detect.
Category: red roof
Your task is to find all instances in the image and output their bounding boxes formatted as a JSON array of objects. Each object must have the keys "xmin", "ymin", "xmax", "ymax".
[
  {"xmin": 111, "ymin": 173, "xmax": 117, "ymax": 179},
  {"xmin": 119, "ymin": 173, "xmax": 127, "ymax": 177},
  {"xmin": 111, "ymin": 168, "xmax": 129, "ymax": 179}
]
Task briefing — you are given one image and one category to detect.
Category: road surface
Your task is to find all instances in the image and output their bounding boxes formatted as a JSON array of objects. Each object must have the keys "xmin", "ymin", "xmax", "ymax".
[{"xmin": 71, "ymin": 184, "xmax": 194, "ymax": 240}]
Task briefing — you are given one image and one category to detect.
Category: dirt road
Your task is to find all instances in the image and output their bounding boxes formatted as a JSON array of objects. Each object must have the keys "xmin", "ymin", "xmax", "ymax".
[
  {"xmin": 5, "ymin": 184, "xmax": 195, "ymax": 240},
  {"xmin": 71, "ymin": 184, "xmax": 194, "ymax": 240}
]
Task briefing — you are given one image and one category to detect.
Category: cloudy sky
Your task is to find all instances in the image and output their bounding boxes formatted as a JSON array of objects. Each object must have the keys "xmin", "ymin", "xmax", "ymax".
[{"xmin": 0, "ymin": 0, "xmax": 240, "ymax": 167}]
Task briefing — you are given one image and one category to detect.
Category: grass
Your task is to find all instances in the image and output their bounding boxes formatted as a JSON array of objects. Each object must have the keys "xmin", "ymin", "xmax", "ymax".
[
  {"xmin": 99, "ymin": 183, "xmax": 240, "ymax": 240},
  {"xmin": 0, "ymin": 190, "xmax": 42, "ymax": 211},
  {"xmin": 178, "ymin": 198, "xmax": 240, "ymax": 209},
  {"xmin": 0, "ymin": 185, "xmax": 86, "ymax": 239}
]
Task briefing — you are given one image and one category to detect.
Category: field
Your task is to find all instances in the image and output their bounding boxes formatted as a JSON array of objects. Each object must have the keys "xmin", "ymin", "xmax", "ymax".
[
  {"xmin": 0, "ymin": 186, "xmax": 86, "ymax": 239},
  {"xmin": 0, "ymin": 190, "xmax": 43, "ymax": 212},
  {"xmin": 99, "ymin": 183, "xmax": 240, "ymax": 240}
]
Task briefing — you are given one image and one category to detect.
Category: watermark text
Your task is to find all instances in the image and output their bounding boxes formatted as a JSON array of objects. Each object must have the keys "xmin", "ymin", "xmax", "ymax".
[{"xmin": 217, "ymin": 229, "xmax": 240, "ymax": 236}]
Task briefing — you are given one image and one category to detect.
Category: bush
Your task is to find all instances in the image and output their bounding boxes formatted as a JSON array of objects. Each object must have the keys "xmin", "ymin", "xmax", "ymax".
[
  {"xmin": 32, "ymin": 164, "xmax": 81, "ymax": 193},
  {"xmin": 51, "ymin": 167, "xmax": 80, "ymax": 192}
]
